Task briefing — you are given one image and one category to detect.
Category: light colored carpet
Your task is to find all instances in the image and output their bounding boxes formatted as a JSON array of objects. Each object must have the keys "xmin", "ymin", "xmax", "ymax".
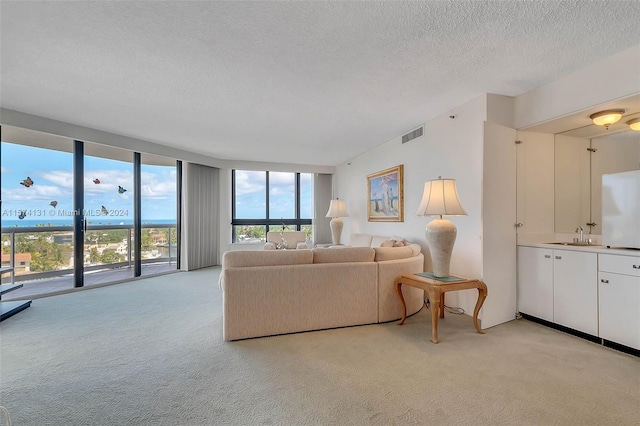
[{"xmin": 0, "ymin": 267, "xmax": 638, "ymax": 426}]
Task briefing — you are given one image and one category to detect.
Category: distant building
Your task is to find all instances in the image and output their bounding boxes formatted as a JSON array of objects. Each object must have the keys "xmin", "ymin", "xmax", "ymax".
[
  {"xmin": 151, "ymin": 233, "xmax": 168, "ymax": 245},
  {"xmin": 1, "ymin": 253, "xmax": 32, "ymax": 275},
  {"xmin": 53, "ymin": 233, "xmax": 74, "ymax": 245}
]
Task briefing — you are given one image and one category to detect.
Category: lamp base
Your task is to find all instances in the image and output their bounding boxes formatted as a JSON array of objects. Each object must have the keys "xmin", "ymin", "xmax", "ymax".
[
  {"xmin": 425, "ymin": 219, "xmax": 457, "ymax": 278},
  {"xmin": 330, "ymin": 217, "xmax": 344, "ymax": 245}
]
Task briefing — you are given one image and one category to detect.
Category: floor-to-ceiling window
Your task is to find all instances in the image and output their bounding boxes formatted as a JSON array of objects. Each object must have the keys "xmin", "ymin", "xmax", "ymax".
[
  {"xmin": 83, "ymin": 143, "xmax": 135, "ymax": 285},
  {"xmin": 1, "ymin": 127, "xmax": 181, "ymax": 299},
  {"xmin": 140, "ymin": 153, "xmax": 178, "ymax": 275},
  {"xmin": 231, "ymin": 169, "xmax": 313, "ymax": 243},
  {"xmin": 1, "ymin": 137, "xmax": 75, "ymax": 291}
]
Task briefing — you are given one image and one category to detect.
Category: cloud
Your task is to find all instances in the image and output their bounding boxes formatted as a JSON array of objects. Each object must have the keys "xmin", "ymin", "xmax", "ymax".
[
  {"xmin": 269, "ymin": 172, "xmax": 295, "ymax": 184},
  {"xmin": 83, "ymin": 169, "xmax": 134, "ymax": 196},
  {"xmin": 270, "ymin": 185, "xmax": 294, "ymax": 196},
  {"xmin": 141, "ymin": 170, "xmax": 176, "ymax": 200},
  {"xmin": 235, "ymin": 170, "xmax": 265, "ymax": 196},
  {"xmin": 0, "ymin": 166, "xmax": 8, "ymax": 174},
  {"xmin": 1, "ymin": 184, "xmax": 67, "ymax": 201}
]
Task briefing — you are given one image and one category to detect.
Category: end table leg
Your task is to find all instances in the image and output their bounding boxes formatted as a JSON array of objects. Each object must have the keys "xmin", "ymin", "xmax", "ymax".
[
  {"xmin": 439, "ymin": 292, "xmax": 445, "ymax": 319},
  {"xmin": 429, "ymin": 289, "xmax": 440, "ymax": 343},
  {"xmin": 395, "ymin": 279, "xmax": 407, "ymax": 325},
  {"xmin": 472, "ymin": 281, "xmax": 488, "ymax": 335}
]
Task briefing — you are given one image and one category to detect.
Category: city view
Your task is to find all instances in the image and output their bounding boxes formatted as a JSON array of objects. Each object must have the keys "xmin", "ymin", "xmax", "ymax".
[{"xmin": 1, "ymin": 139, "xmax": 178, "ymax": 298}]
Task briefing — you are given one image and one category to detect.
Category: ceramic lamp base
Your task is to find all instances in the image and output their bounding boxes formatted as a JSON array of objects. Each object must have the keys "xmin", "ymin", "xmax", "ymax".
[
  {"xmin": 426, "ymin": 218, "xmax": 457, "ymax": 277},
  {"xmin": 329, "ymin": 217, "xmax": 344, "ymax": 245}
]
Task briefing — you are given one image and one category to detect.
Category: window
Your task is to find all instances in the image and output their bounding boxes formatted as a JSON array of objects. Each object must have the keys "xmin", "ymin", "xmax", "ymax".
[
  {"xmin": 232, "ymin": 170, "xmax": 313, "ymax": 243},
  {"xmin": 1, "ymin": 127, "xmax": 182, "ymax": 299}
]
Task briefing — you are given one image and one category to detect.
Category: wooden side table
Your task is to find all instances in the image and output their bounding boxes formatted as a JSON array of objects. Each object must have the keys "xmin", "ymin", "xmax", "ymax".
[{"xmin": 395, "ymin": 273, "xmax": 488, "ymax": 343}]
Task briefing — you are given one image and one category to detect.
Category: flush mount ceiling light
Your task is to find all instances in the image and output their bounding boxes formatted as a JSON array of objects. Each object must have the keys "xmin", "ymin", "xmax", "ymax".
[
  {"xmin": 627, "ymin": 117, "xmax": 640, "ymax": 131},
  {"xmin": 589, "ymin": 109, "xmax": 625, "ymax": 129}
]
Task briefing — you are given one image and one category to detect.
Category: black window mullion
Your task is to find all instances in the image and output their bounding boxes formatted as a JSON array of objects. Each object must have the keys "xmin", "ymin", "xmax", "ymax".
[
  {"xmin": 133, "ymin": 152, "xmax": 141, "ymax": 277},
  {"xmin": 295, "ymin": 173, "xmax": 301, "ymax": 230},
  {"xmin": 231, "ymin": 169, "xmax": 311, "ymax": 241},
  {"xmin": 231, "ymin": 169, "xmax": 237, "ymax": 242},
  {"xmin": 73, "ymin": 140, "xmax": 84, "ymax": 288},
  {"xmin": 176, "ymin": 160, "xmax": 182, "ymax": 269},
  {"xmin": 265, "ymin": 171, "xmax": 270, "ymax": 222}
]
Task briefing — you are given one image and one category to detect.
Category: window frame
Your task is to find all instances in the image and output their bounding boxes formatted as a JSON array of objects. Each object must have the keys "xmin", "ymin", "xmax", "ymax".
[{"xmin": 231, "ymin": 170, "xmax": 312, "ymax": 242}]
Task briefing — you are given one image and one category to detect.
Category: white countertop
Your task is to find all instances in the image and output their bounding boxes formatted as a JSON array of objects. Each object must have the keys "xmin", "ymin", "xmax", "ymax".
[{"xmin": 518, "ymin": 242, "xmax": 640, "ymax": 257}]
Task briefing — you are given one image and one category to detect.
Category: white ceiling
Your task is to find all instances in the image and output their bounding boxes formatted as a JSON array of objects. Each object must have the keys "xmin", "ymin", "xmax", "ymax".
[{"xmin": 2, "ymin": 1, "xmax": 640, "ymax": 167}]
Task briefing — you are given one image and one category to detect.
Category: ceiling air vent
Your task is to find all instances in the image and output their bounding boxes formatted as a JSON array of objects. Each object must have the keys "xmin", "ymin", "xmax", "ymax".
[{"xmin": 402, "ymin": 126, "xmax": 424, "ymax": 144}]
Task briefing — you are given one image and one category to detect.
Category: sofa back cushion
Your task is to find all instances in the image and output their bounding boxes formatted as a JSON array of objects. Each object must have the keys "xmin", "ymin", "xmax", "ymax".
[
  {"xmin": 312, "ymin": 247, "xmax": 375, "ymax": 264},
  {"xmin": 373, "ymin": 245, "xmax": 418, "ymax": 261},
  {"xmin": 349, "ymin": 233, "xmax": 373, "ymax": 247},
  {"xmin": 222, "ymin": 249, "xmax": 313, "ymax": 268}
]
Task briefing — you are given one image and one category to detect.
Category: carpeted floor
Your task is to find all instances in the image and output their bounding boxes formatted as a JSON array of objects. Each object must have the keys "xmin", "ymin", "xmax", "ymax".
[{"xmin": 0, "ymin": 267, "xmax": 638, "ymax": 425}]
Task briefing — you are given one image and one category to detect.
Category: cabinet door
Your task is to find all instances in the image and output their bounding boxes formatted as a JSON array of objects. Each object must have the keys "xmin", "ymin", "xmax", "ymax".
[
  {"xmin": 517, "ymin": 246, "xmax": 554, "ymax": 321},
  {"xmin": 599, "ymin": 272, "xmax": 640, "ymax": 350},
  {"xmin": 553, "ymin": 250, "xmax": 598, "ymax": 335}
]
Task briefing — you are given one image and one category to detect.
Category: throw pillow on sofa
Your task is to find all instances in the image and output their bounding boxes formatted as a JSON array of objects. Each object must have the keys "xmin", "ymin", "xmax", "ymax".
[{"xmin": 390, "ymin": 235, "xmax": 407, "ymax": 246}]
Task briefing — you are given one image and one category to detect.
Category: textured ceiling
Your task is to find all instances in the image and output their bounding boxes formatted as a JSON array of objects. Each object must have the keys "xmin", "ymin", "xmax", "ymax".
[{"xmin": 2, "ymin": 1, "xmax": 640, "ymax": 167}]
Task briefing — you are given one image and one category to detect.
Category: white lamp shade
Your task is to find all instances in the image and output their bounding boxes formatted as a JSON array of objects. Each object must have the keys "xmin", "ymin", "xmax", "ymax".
[
  {"xmin": 326, "ymin": 199, "xmax": 349, "ymax": 218},
  {"xmin": 416, "ymin": 178, "xmax": 467, "ymax": 217}
]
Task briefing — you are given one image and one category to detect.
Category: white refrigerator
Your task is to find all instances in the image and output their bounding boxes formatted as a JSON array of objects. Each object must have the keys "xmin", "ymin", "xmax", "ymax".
[{"xmin": 602, "ymin": 170, "xmax": 640, "ymax": 249}]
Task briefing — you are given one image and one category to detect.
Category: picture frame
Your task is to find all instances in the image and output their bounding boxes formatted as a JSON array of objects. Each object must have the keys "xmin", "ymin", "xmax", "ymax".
[{"xmin": 367, "ymin": 165, "xmax": 404, "ymax": 222}]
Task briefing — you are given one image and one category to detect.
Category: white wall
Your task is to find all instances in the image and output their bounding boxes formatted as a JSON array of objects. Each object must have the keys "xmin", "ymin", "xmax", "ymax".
[
  {"xmin": 514, "ymin": 44, "xmax": 640, "ymax": 129},
  {"xmin": 334, "ymin": 94, "xmax": 489, "ymax": 286}
]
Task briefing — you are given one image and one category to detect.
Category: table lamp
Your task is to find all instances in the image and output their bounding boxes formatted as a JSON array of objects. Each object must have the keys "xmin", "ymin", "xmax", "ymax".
[
  {"xmin": 326, "ymin": 198, "xmax": 349, "ymax": 245},
  {"xmin": 416, "ymin": 177, "xmax": 467, "ymax": 277}
]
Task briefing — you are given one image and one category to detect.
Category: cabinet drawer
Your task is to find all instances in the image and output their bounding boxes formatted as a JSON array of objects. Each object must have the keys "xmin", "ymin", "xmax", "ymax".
[{"xmin": 599, "ymin": 254, "xmax": 640, "ymax": 277}]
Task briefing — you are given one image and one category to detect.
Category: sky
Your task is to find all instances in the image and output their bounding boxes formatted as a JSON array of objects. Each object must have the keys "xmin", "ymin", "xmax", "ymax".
[
  {"xmin": 235, "ymin": 170, "xmax": 313, "ymax": 220},
  {"xmin": 1, "ymin": 142, "xmax": 177, "ymax": 225}
]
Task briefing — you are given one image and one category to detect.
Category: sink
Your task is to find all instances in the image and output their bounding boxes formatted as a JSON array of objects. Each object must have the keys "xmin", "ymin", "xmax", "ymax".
[{"xmin": 546, "ymin": 242, "xmax": 603, "ymax": 247}]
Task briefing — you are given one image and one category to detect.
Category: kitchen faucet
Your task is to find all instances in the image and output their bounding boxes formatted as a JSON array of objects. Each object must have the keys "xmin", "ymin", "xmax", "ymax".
[{"xmin": 574, "ymin": 225, "xmax": 591, "ymax": 245}]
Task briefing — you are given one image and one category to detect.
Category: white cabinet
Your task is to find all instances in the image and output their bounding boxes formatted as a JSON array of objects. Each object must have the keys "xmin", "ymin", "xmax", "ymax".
[
  {"xmin": 553, "ymin": 250, "xmax": 598, "ymax": 336},
  {"xmin": 517, "ymin": 246, "xmax": 598, "ymax": 336},
  {"xmin": 517, "ymin": 246, "xmax": 554, "ymax": 322},
  {"xmin": 598, "ymin": 254, "xmax": 640, "ymax": 350}
]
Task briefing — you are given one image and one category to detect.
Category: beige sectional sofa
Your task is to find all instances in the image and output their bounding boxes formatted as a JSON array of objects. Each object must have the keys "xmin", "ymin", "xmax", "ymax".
[{"xmin": 220, "ymin": 234, "xmax": 424, "ymax": 340}]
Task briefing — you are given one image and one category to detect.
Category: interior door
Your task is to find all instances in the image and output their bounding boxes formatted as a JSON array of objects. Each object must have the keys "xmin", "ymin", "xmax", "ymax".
[{"xmin": 481, "ymin": 121, "xmax": 517, "ymax": 329}]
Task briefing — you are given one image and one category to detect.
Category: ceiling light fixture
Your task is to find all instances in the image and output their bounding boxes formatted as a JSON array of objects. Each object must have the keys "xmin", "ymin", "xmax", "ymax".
[
  {"xmin": 627, "ymin": 117, "xmax": 640, "ymax": 131},
  {"xmin": 589, "ymin": 109, "xmax": 625, "ymax": 129}
]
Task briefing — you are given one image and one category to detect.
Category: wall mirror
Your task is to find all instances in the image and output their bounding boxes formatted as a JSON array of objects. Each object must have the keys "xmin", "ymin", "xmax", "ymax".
[
  {"xmin": 520, "ymin": 94, "xmax": 640, "ymax": 236},
  {"xmin": 554, "ymin": 127, "xmax": 640, "ymax": 234}
]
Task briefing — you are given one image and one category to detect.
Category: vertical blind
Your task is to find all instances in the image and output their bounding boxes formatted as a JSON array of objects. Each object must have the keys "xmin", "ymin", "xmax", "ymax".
[
  {"xmin": 182, "ymin": 163, "xmax": 219, "ymax": 270},
  {"xmin": 313, "ymin": 173, "xmax": 333, "ymax": 245}
]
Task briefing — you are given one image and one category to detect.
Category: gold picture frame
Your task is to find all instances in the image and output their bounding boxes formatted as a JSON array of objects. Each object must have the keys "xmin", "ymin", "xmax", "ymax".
[{"xmin": 367, "ymin": 165, "xmax": 404, "ymax": 222}]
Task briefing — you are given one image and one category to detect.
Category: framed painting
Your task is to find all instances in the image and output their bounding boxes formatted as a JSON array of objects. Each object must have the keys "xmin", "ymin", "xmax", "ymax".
[{"xmin": 367, "ymin": 165, "xmax": 404, "ymax": 222}]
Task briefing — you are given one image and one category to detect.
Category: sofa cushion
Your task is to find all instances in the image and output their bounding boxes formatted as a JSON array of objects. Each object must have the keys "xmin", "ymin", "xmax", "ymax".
[
  {"xmin": 373, "ymin": 246, "xmax": 415, "ymax": 261},
  {"xmin": 380, "ymin": 240, "xmax": 395, "ymax": 247},
  {"xmin": 350, "ymin": 233, "xmax": 373, "ymax": 247},
  {"xmin": 222, "ymin": 249, "xmax": 313, "ymax": 268},
  {"xmin": 312, "ymin": 247, "xmax": 375, "ymax": 264}
]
